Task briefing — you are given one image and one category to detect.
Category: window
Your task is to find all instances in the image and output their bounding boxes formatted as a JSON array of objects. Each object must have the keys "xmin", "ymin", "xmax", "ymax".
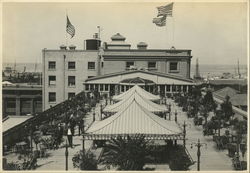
[
  {"xmin": 100, "ymin": 84, "xmax": 104, "ymax": 91},
  {"xmin": 88, "ymin": 62, "xmax": 95, "ymax": 70},
  {"xmin": 166, "ymin": 85, "xmax": 170, "ymax": 92},
  {"xmin": 101, "ymin": 62, "xmax": 104, "ymax": 68},
  {"xmin": 48, "ymin": 76, "xmax": 56, "ymax": 86},
  {"xmin": 126, "ymin": 61, "xmax": 134, "ymax": 68},
  {"xmin": 68, "ymin": 61, "xmax": 75, "ymax": 70},
  {"xmin": 148, "ymin": 62, "xmax": 156, "ymax": 69},
  {"xmin": 172, "ymin": 85, "xmax": 176, "ymax": 92},
  {"xmin": 169, "ymin": 62, "xmax": 178, "ymax": 71},
  {"xmin": 88, "ymin": 76, "xmax": 95, "ymax": 79},
  {"xmin": 121, "ymin": 85, "xmax": 124, "ymax": 92},
  {"xmin": 49, "ymin": 92, "xmax": 56, "ymax": 102},
  {"xmin": 48, "ymin": 61, "xmax": 56, "ymax": 69},
  {"xmin": 105, "ymin": 84, "xmax": 109, "ymax": 91},
  {"xmin": 68, "ymin": 92, "xmax": 75, "ymax": 99},
  {"xmin": 183, "ymin": 85, "xmax": 187, "ymax": 92},
  {"xmin": 85, "ymin": 84, "xmax": 89, "ymax": 90},
  {"xmin": 90, "ymin": 84, "xmax": 94, "ymax": 90},
  {"xmin": 68, "ymin": 76, "xmax": 75, "ymax": 86},
  {"xmin": 177, "ymin": 85, "xmax": 181, "ymax": 92}
]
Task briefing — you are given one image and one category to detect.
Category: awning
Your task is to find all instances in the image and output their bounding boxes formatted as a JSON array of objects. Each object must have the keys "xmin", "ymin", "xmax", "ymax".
[
  {"xmin": 84, "ymin": 99, "xmax": 182, "ymax": 140},
  {"xmin": 103, "ymin": 91, "xmax": 167, "ymax": 113},
  {"xmin": 112, "ymin": 85, "xmax": 160, "ymax": 101}
]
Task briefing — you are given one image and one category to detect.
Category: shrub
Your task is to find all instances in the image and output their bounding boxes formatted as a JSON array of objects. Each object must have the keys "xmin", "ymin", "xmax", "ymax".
[
  {"xmin": 169, "ymin": 145, "xmax": 192, "ymax": 170},
  {"xmin": 72, "ymin": 150, "xmax": 98, "ymax": 170}
]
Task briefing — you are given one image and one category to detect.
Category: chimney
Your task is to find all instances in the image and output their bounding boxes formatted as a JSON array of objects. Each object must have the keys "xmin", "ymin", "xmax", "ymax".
[
  {"xmin": 69, "ymin": 45, "xmax": 76, "ymax": 50},
  {"xmin": 60, "ymin": 45, "xmax": 67, "ymax": 50},
  {"xmin": 137, "ymin": 42, "xmax": 148, "ymax": 50}
]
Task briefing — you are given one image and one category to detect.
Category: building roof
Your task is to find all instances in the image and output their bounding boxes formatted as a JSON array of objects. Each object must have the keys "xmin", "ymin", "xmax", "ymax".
[
  {"xmin": 137, "ymin": 42, "xmax": 148, "ymax": 46},
  {"xmin": 3, "ymin": 116, "xmax": 33, "ymax": 133},
  {"xmin": 213, "ymin": 87, "xmax": 247, "ymax": 107},
  {"xmin": 103, "ymin": 49, "xmax": 191, "ymax": 57},
  {"xmin": 213, "ymin": 87, "xmax": 238, "ymax": 99},
  {"xmin": 230, "ymin": 94, "xmax": 247, "ymax": 106},
  {"xmin": 111, "ymin": 33, "xmax": 126, "ymax": 41},
  {"xmin": 104, "ymin": 90, "xmax": 166, "ymax": 113},
  {"xmin": 209, "ymin": 79, "xmax": 247, "ymax": 86},
  {"xmin": 112, "ymin": 85, "xmax": 160, "ymax": 101},
  {"xmin": 85, "ymin": 99, "xmax": 182, "ymax": 140},
  {"xmin": 85, "ymin": 70, "xmax": 194, "ymax": 83}
]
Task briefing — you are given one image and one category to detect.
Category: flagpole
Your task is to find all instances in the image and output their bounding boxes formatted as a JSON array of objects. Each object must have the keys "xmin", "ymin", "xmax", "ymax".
[
  {"xmin": 172, "ymin": 3, "xmax": 175, "ymax": 48},
  {"xmin": 165, "ymin": 18, "xmax": 168, "ymax": 49},
  {"xmin": 66, "ymin": 9, "xmax": 68, "ymax": 47}
]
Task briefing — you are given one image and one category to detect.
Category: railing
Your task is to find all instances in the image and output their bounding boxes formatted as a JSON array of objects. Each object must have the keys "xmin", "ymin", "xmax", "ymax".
[
  {"xmin": 3, "ymin": 90, "xmax": 87, "ymax": 146},
  {"xmin": 185, "ymin": 146, "xmax": 195, "ymax": 165}
]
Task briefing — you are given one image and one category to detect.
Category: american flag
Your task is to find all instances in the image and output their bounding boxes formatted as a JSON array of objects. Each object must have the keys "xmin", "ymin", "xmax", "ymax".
[
  {"xmin": 157, "ymin": 2, "xmax": 174, "ymax": 17},
  {"xmin": 152, "ymin": 15, "xmax": 166, "ymax": 27},
  {"xmin": 66, "ymin": 15, "xmax": 75, "ymax": 38}
]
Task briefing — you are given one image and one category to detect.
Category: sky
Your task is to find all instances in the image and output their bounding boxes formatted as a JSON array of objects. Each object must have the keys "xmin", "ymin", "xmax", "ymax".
[{"xmin": 2, "ymin": 1, "xmax": 248, "ymax": 65}]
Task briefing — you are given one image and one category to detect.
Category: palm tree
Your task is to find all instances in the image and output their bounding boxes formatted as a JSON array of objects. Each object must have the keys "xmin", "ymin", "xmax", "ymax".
[
  {"xmin": 101, "ymin": 135, "xmax": 150, "ymax": 170},
  {"xmin": 72, "ymin": 150, "xmax": 98, "ymax": 170}
]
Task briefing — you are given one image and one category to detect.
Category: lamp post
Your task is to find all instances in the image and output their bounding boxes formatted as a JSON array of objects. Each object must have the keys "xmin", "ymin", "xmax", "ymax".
[
  {"xmin": 183, "ymin": 121, "xmax": 187, "ymax": 148},
  {"xmin": 65, "ymin": 139, "xmax": 68, "ymax": 171},
  {"xmin": 182, "ymin": 121, "xmax": 191, "ymax": 148},
  {"xmin": 191, "ymin": 139, "xmax": 207, "ymax": 171},
  {"xmin": 174, "ymin": 110, "xmax": 178, "ymax": 123}
]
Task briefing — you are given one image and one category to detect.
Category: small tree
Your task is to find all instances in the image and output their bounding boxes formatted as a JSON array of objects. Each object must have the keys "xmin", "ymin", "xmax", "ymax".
[
  {"xmin": 221, "ymin": 96, "xmax": 234, "ymax": 121},
  {"xmin": 72, "ymin": 150, "xmax": 98, "ymax": 170},
  {"xmin": 101, "ymin": 135, "xmax": 149, "ymax": 170}
]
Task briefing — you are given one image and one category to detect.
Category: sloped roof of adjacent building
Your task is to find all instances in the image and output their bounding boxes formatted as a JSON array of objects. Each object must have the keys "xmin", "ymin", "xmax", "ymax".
[
  {"xmin": 213, "ymin": 87, "xmax": 247, "ymax": 106},
  {"xmin": 230, "ymin": 94, "xmax": 247, "ymax": 106},
  {"xmin": 209, "ymin": 79, "xmax": 247, "ymax": 86},
  {"xmin": 3, "ymin": 116, "xmax": 33, "ymax": 133},
  {"xmin": 85, "ymin": 99, "xmax": 182, "ymax": 140},
  {"xmin": 104, "ymin": 90, "xmax": 166, "ymax": 113},
  {"xmin": 213, "ymin": 87, "xmax": 238, "ymax": 99},
  {"xmin": 112, "ymin": 85, "xmax": 160, "ymax": 101}
]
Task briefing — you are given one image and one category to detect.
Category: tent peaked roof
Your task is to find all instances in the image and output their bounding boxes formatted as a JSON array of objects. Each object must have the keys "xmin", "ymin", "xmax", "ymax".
[
  {"xmin": 112, "ymin": 85, "xmax": 160, "ymax": 101},
  {"xmin": 85, "ymin": 100, "xmax": 182, "ymax": 140},
  {"xmin": 104, "ymin": 91, "xmax": 167, "ymax": 113}
]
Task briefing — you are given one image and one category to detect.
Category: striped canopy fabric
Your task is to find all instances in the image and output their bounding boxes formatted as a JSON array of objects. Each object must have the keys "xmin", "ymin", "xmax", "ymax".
[
  {"xmin": 84, "ymin": 99, "xmax": 182, "ymax": 140},
  {"xmin": 104, "ymin": 91, "xmax": 167, "ymax": 113},
  {"xmin": 112, "ymin": 85, "xmax": 160, "ymax": 101}
]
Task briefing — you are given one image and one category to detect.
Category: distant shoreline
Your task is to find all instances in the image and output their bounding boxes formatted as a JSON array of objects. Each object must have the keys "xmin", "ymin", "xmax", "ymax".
[{"xmin": 2, "ymin": 63, "xmax": 247, "ymax": 78}]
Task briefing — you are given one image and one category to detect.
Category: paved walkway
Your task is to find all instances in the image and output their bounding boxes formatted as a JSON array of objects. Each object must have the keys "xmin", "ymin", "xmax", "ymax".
[{"xmin": 168, "ymin": 99, "xmax": 234, "ymax": 171}]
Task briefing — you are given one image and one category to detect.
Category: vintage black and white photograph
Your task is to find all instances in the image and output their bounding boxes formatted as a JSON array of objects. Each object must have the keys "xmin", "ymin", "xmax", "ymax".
[{"xmin": 1, "ymin": 0, "xmax": 248, "ymax": 171}]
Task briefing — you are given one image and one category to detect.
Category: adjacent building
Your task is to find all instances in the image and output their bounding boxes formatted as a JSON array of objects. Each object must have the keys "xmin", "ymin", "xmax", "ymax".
[
  {"xmin": 2, "ymin": 83, "xmax": 42, "ymax": 118},
  {"xmin": 43, "ymin": 33, "xmax": 194, "ymax": 110}
]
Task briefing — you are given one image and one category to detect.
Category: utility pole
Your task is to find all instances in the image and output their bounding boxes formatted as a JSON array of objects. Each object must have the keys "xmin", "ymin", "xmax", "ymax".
[{"xmin": 191, "ymin": 139, "xmax": 207, "ymax": 171}]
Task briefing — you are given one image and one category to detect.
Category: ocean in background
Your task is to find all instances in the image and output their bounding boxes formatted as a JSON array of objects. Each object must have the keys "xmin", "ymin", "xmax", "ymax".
[{"xmin": 2, "ymin": 63, "xmax": 248, "ymax": 78}]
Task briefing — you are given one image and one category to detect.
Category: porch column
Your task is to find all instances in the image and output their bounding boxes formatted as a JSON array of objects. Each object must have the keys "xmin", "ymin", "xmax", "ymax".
[
  {"xmin": 170, "ymin": 85, "xmax": 172, "ymax": 93},
  {"xmin": 31, "ymin": 98, "xmax": 34, "ymax": 115},
  {"xmin": 181, "ymin": 85, "xmax": 183, "ymax": 93},
  {"xmin": 16, "ymin": 97, "xmax": 21, "ymax": 116}
]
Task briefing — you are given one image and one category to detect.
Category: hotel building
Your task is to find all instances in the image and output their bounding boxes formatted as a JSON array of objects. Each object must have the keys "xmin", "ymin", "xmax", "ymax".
[{"xmin": 42, "ymin": 33, "xmax": 194, "ymax": 110}]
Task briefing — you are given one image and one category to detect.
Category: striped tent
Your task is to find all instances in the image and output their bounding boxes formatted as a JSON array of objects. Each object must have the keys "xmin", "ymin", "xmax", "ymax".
[
  {"xmin": 103, "ymin": 91, "xmax": 167, "ymax": 113},
  {"xmin": 112, "ymin": 85, "xmax": 160, "ymax": 101},
  {"xmin": 84, "ymin": 99, "xmax": 182, "ymax": 140}
]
